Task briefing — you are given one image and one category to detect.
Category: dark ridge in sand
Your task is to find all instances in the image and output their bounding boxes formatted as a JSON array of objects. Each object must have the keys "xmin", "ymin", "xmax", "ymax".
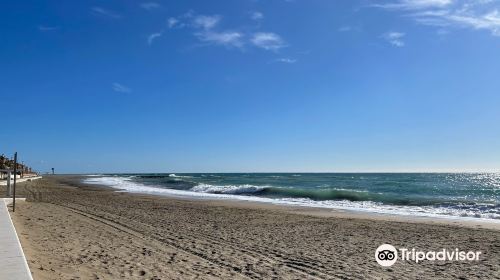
[{"xmin": 9, "ymin": 176, "xmax": 500, "ymax": 279}]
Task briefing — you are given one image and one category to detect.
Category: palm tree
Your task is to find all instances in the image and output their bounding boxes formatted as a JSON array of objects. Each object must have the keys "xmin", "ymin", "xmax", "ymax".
[{"xmin": 0, "ymin": 154, "xmax": 6, "ymax": 169}]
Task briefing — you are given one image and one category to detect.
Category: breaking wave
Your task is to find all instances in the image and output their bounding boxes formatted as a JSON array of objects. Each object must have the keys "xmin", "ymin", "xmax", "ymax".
[{"xmin": 82, "ymin": 175, "xmax": 500, "ymax": 221}]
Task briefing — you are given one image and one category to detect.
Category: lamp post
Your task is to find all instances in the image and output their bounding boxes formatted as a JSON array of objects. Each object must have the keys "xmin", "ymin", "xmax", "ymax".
[{"xmin": 13, "ymin": 152, "xmax": 17, "ymax": 212}]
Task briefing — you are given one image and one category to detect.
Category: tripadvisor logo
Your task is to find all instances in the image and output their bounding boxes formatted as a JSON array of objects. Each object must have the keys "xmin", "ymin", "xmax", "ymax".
[
  {"xmin": 375, "ymin": 244, "xmax": 482, "ymax": 267},
  {"xmin": 375, "ymin": 244, "xmax": 398, "ymax": 267}
]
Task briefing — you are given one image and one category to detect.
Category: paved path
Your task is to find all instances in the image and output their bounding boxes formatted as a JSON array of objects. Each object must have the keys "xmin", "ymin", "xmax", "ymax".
[
  {"xmin": 0, "ymin": 198, "xmax": 33, "ymax": 280},
  {"xmin": 0, "ymin": 176, "xmax": 42, "ymax": 186}
]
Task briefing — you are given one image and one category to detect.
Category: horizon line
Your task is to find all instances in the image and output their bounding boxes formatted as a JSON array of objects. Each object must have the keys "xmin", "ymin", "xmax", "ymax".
[{"xmin": 54, "ymin": 171, "xmax": 500, "ymax": 175}]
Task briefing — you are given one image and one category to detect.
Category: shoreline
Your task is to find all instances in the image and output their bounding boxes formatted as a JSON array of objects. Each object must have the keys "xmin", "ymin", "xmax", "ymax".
[
  {"xmin": 105, "ymin": 189, "xmax": 500, "ymax": 231},
  {"xmin": 81, "ymin": 175, "xmax": 500, "ymax": 231},
  {"xmin": 10, "ymin": 176, "xmax": 500, "ymax": 279}
]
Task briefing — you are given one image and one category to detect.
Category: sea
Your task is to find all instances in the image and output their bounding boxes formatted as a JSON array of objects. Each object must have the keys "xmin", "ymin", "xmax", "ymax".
[{"xmin": 83, "ymin": 173, "xmax": 500, "ymax": 221}]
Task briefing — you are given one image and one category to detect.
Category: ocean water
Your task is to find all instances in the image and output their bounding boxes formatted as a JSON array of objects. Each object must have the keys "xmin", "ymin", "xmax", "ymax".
[{"xmin": 83, "ymin": 173, "xmax": 500, "ymax": 221}]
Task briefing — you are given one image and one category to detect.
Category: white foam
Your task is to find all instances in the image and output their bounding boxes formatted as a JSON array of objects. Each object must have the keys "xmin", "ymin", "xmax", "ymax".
[
  {"xmin": 168, "ymin": 174, "xmax": 193, "ymax": 178},
  {"xmin": 83, "ymin": 176, "xmax": 500, "ymax": 222},
  {"xmin": 190, "ymin": 184, "xmax": 266, "ymax": 194}
]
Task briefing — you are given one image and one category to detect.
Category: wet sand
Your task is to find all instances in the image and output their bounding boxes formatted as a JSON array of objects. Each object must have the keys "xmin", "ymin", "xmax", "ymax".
[{"xmin": 9, "ymin": 176, "xmax": 500, "ymax": 279}]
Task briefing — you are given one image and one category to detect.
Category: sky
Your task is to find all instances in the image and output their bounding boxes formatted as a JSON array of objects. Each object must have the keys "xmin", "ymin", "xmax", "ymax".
[{"xmin": 1, "ymin": 0, "xmax": 500, "ymax": 173}]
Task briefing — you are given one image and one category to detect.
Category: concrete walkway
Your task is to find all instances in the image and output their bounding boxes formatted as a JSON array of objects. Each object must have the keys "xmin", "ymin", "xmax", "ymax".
[
  {"xmin": 0, "ymin": 198, "xmax": 33, "ymax": 280},
  {"xmin": 0, "ymin": 176, "xmax": 42, "ymax": 186}
]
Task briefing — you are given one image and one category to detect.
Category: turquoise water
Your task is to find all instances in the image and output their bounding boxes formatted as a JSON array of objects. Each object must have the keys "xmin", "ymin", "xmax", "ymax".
[{"xmin": 84, "ymin": 173, "xmax": 500, "ymax": 220}]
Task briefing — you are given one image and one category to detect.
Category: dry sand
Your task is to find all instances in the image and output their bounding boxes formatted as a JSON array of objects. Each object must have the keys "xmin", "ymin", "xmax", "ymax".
[
  {"xmin": 0, "ymin": 179, "xmax": 39, "ymax": 198},
  {"xmin": 8, "ymin": 176, "xmax": 500, "ymax": 279}
]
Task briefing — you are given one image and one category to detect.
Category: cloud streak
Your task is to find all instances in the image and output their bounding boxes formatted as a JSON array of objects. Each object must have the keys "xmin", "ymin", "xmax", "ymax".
[
  {"xmin": 193, "ymin": 15, "xmax": 221, "ymax": 30},
  {"xmin": 251, "ymin": 32, "xmax": 286, "ymax": 50},
  {"xmin": 189, "ymin": 15, "xmax": 245, "ymax": 48},
  {"xmin": 374, "ymin": 0, "xmax": 453, "ymax": 10},
  {"xmin": 376, "ymin": 0, "xmax": 500, "ymax": 36},
  {"xmin": 164, "ymin": 12, "xmax": 288, "ymax": 52},
  {"xmin": 250, "ymin": 11, "xmax": 264, "ymax": 21},
  {"xmin": 195, "ymin": 31, "xmax": 244, "ymax": 48},
  {"xmin": 338, "ymin": 26, "xmax": 353, "ymax": 32},
  {"xmin": 276, "ymin": 58, "xmax": 297, "ymax": 63},
  {"xmin": 168, "ymin": 18, "xmax": 180, "ymax": 28},
  {"xmin": 112, "ymin": 83, "xmax": 132, "ymax": 93},
  {"xmin": 91, "ymin": 7, "xmax": 121, "ymax": 19},
  {"xmin": 38, "ymin": 25, "xmax": 59, "ymax": 32},
  {"xmin": 148, "ymin": 33, "xmax": 162, "ymax": 45},
  {"xmin": 382, "ymin": 32, "xmax": 406, "ymax": 47},
  {"xmin": 140, "ymin": 2, "xmax": 161, "ymax": 11}
]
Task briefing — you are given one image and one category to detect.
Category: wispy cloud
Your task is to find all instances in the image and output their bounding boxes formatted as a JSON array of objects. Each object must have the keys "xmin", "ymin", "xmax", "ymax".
[
  {"xmin": 165, "ymin": 12, "xmax": 288, "ymax": 52},
  {"xmin": 338, "ymin": 25, "xmax": 363, "ymax": 32},
  {"xmin": 140, "ymin": 2, "xmax": 161, "ymax": 11},
  {"xmin": 190, "ymin": 15, "xmax": 244, "ymax": 48},
  {"xmin": 250, "ymin": 11, "xmax": 264, "ymax": 21},
  {"xmin": 112, "ymin": 83, "xmax": 132, "ymax": 93},
  {"xmin": 276, "ymin": 58, "xmax": 297, "ymax": 63},
  {"xmin": 195, "ymin": 31, "xmax": 244, "ymax": 48},
  {"xmin": 251, "ymin": 32, "xmax": 286, "ymax": 50},
  {"xmin": 38, "ymin": 25, "xmax": 59, "ymax": 32},
  {"xmin": 374, "ymin": 0, "xmax": 453, "ymax": 10},
  {"xmin": 91, "ymin": 7, "xmax": 121, "ymax": 19},
  {"xmin": 382, "ymin": 32, "xmax": 406, "ymax": 47},
  {"xmin": 376, "ymin": 0, "xmax": 500, "ymax": 36},
  {"xmin": 338, "ymin": 26, "xmax": 353, "ymax": 32},
  {"xmin": 148, "ymin": 33, "xmax": 162, "ymax": 45},
  {"xmin": 193, "ymin": 15, "xmax": 221, "ymax": 30},
  {"xmin": 168, "ymin": 17, "xmax": 180, "ymax": 28}
]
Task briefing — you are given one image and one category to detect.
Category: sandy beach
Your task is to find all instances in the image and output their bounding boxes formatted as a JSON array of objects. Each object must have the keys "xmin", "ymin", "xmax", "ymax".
[{"xmin": 6, "ymin": 176, "xmax": 500, "ymax": 279}]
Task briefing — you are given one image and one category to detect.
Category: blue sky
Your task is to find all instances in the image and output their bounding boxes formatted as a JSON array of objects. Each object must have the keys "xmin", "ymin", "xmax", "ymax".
[{"xmin": 1, "ymin": 0, "xmax": 500, "ymax": 173}]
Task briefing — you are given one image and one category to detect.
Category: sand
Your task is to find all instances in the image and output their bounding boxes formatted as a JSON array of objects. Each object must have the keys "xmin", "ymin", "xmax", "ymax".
[
  {"xmin": 0, "ymin": 179, "xmax": 40, "ymax": 198},
  {"xmin": 8, "ymin": 176, "xmax": 500, "ymax": 279}
]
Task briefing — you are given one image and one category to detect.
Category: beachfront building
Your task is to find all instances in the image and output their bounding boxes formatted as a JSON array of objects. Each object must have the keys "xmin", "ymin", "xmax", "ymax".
[
  {"xmin": 0, "ymin": 155, "xmax": 9, "ymax": 179},
  {"xmin": 0, "ymin": 154, "xmax": 38, "ymax": 180}
]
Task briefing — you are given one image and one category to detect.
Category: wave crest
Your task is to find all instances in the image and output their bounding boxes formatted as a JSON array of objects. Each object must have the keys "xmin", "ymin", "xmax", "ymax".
[
  {"xmin": 190, "ymin": 184, "xmax": 266, "ymax": 194},
  {"xmin": 82, "ymin": 176, "xmax": 500, "ymax": 221}
]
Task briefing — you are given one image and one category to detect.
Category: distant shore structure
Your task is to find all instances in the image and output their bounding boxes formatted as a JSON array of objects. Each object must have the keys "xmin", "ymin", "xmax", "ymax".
[
  {"xmin": 0, "ymin": 154, "xmax": 38, "ymax": 180},
  {"xmin": 1, "ymin": 153, "xmax": 40, "ymax": 199}
]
